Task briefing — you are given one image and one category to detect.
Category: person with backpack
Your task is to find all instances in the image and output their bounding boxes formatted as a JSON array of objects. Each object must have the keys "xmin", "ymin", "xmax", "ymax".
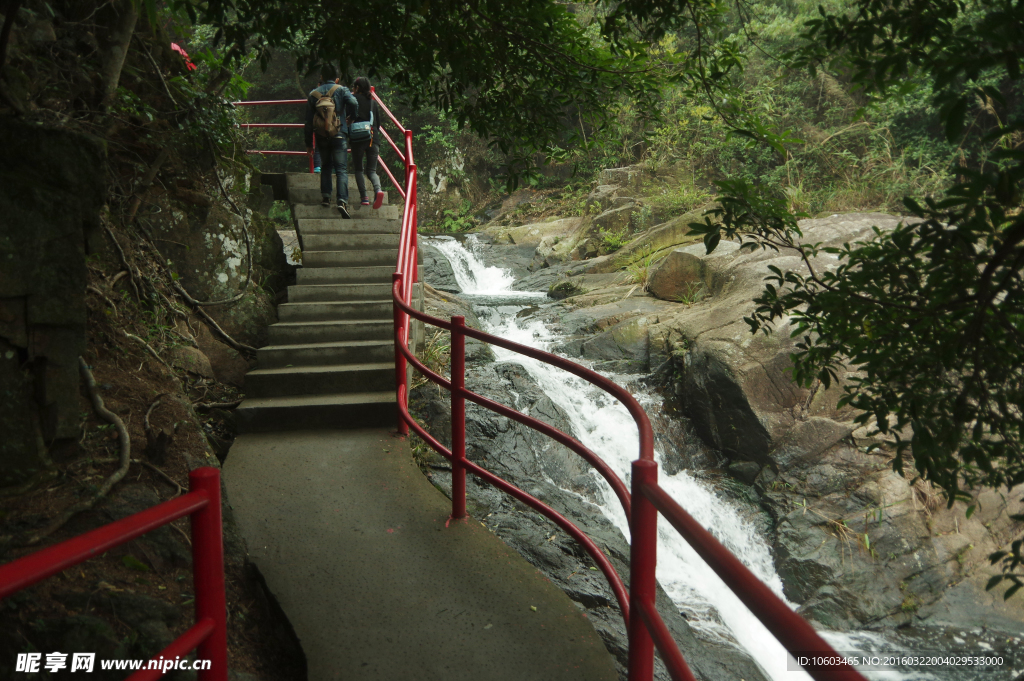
[
  {"xmin": 304, "ymin": 65, "xmax": 358, "ymax": 217},
  {"xmin": 349, "ymin": 77, "xmax": 385, "ymax": 210}
]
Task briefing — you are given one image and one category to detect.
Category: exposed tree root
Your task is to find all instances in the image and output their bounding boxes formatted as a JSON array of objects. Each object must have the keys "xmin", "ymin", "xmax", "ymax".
[
  {"xmin": 103, "ymin": 224, "xmax": 141, "ymax": 300},
  {"xmin": 126, "ymin": 147, "xmax": 170, "ymax": 223},
  {"xmin": 194, "ymin": 399, "xmax": 243, "ymax": 410},
  {"xmin": 124, "ymin": 331, "xmax": 174, "ymax": 374},
  {"xmin": 15, "ymin": 359, "xmax": 132, "ymax": 547}
]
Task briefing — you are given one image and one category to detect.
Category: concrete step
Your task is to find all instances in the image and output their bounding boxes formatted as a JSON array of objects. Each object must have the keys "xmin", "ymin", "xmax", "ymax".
[
  {"xmin": 302, "ymin": 233, "xmax": 401, "ymax": 251},
  {"xmin": 288, "ymin": 187, "xmax": 393, "ymax": 207},
  {"xmin": 286, "ymin": 176, "xmax": 391, "ymax": 205},
  {"xmin": 287, "ymin": 283, "xmax": 393, "ymax": 302},
  {"xmin": 287, "ymin": 171, "xmax": 390, "ymax": 191},
  {"xmin": 278, "ymin": 300, "xmax": 392, "ymax": 322},
  {"xmin": 246, "ymin": 363, "xmax": 394, "ymax": 398},
  {"xmin": 267, "ymin": 319, "xmax": 392, "ymax": 345},
  {"xmin": 293, "ymin": 204, "xmax": 400, "ymax": 221},
  {"xmin": 296, "ymin": 266, "xmax": 394, "ymax": 285},
  {"xmin": 234, "ymin": 392, "xmax": 396, "ymax": 433},
  {"xmin": 303, "ymin": 249, "xmax": 398, "ymax": 268},
  {"xmin": 257, "ymin": 340, "xmax": 395, "ymax": 369},
  {"xmin": 297, "ymin": 218, "xmax": 401, "ymax": 235}
]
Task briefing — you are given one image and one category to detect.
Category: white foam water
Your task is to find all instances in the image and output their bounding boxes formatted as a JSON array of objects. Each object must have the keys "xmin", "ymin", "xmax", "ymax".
[{"xmin": 427, "ymin": 235, "xmax": 516, "ymax": 294}]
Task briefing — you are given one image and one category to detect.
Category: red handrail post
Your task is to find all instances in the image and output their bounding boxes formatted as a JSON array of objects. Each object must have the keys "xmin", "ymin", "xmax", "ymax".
[
  {"xmin": 405, "ymin": 130, "xmax": 414, "ymax": 178},
  {"xmin": 450, "ymin": 316, "xmax": 468, "ymax": 519},
  {"xmin": 393, "ymin": 272, "xmax": 409, "ymax": 436},
  {"xmin": 189, "ymin": 468, "xmax": 228, "ymax": 681},
  {"xmin": 628, "ymin": 459, "xmax": 659, "ymax": 681}
]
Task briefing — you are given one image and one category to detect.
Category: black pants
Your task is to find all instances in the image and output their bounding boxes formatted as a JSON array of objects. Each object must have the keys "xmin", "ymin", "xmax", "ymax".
[{"xmin": 351, "ymin": 141, "xmax": 381, "ymax": 199}]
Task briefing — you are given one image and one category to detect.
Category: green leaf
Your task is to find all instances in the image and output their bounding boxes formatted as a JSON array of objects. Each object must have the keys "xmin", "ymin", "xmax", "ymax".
[
  {"xmin": 122, "ymin": 555, "xmax": 150, "ymax": 572},
  {"xmin": 704, "ymin": 232, "xmax": 721, "ymax": 254}
]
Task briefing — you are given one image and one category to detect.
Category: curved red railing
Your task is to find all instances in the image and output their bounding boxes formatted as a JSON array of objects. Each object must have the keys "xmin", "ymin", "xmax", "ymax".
[
  {"xmin": 379, "ymin": 92, "xmax": 868, "ymax": 681},
  {"xmin": 0, "ymin": 468, "xmax": 227, "ymax": 681}
]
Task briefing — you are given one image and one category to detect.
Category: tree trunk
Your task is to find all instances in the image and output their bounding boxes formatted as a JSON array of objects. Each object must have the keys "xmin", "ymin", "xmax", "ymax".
[{"xmin": 95, "ymin": 0, "xmax": 138, "ymax": 111}]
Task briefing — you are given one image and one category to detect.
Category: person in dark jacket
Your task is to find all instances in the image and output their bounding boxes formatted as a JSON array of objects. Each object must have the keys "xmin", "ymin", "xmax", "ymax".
[
  {"xmin": 304, "ymin": 65, "xmax": 358, "ymax": 216},
  {"xmin": 350, "ymin": 77, "xmax": 385, "ymax": 210}
]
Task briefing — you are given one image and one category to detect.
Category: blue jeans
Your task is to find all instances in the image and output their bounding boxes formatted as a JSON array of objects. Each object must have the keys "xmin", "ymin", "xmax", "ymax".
[{"xmin": 316, "ymin": 134, "xmax": 349, "ymax": 204}]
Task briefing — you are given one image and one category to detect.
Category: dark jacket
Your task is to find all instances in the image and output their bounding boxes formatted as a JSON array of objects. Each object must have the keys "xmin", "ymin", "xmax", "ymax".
[
  {"xmin": 353, "ymin": 92, "xmax": 381, "ymax": 137},
  {"xmin": 304, "ymin": 82, "xmax": 358, "ymax": 145}
]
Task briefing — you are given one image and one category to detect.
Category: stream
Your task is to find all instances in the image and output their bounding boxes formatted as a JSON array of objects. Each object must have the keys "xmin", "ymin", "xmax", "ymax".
[{"xmin": 425, "ymin": 235, "xmax": 1019, "ymax": 681}]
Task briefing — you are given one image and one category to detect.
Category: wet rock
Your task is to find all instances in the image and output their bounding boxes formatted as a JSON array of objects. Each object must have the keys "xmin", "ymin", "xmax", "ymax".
[
  {"xmin": 727, "ymin": 461, "xmax": 761, "ymax": 484},
  {"xmin": 420, "ymin": 242, "xmax": 461, "ymax": 292},
  {"xmin": 579, "ymin": 316, "xmax": 652, "ymax": 371}
]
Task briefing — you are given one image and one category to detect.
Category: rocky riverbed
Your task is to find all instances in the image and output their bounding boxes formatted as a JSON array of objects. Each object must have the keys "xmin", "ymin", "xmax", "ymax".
[{"xmin": 412, "ymin": 181, "xmax": 1024, "ymax": 681}]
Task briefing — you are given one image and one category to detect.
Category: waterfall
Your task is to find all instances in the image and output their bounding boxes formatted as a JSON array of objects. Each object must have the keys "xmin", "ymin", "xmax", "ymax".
[
  {"xmin": 425, "ymin": 237, "xmax": 949, "ymax": 681},
  {"xmin": 427, "ymin": 235, "xmax": 516, "ymax": 294}
]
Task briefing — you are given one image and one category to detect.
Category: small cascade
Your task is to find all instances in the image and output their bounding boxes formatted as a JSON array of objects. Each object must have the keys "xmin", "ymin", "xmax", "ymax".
[{"xmin": 427, "ymin": 235, "xmax": 516, "ymax": 294}]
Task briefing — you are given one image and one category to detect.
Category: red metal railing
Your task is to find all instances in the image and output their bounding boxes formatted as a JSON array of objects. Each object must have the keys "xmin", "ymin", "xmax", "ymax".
[
  {"xmin": 0, "ymin": 468, "xmax": 228, "ymax": 681},
  {"xmin": 381, "ymin": 94, "xmax": 868, "ymax": 680},
  {"xmin": 233, "ymin": 94, "xmax": 405, "ymax": 192}
]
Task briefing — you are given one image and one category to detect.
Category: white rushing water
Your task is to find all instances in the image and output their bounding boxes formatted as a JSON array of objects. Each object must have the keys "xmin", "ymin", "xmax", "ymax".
[
  {"xmin": 427, "ymin": 235, "xmax": 517, "ymax": 294},
  {"xmin": 425, "ymin": 237, "xmax": 944, "ymax": 681}
]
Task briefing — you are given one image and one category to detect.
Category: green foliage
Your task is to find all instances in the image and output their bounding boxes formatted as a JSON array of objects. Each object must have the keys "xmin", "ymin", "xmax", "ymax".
[
  {"xmin": 172, "ymin": 0, "xmax": 666, "ymax": 184},
  {"xmin": 672, "ymin": 281, "xmax": 706, "ymax": 306},
  {"xmin": 600, "ymin": 228, "xmax": 632, "ymax": 251},
  {"xmin": 267, "ymin": 201, "xmax": 292, "ymax": 226},
  {"xmin": 681, "ymin": 0, "xmax": 1024, "ymax": 597},
  {"xmin": 432, "ymin": 200, "xmax": 476, "ymax": 233},
  {"xmin": 623, "ymin": 250, "xmax": 658, "ymax": 292},
  {"xmin": 549, "ymin": 277, "xmax": 588, "ymax": 299}
]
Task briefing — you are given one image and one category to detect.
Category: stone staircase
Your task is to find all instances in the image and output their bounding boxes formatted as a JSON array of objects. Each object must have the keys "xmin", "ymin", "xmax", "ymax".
[{"xmin": 237, "ymin": 173, "xmax": 418, "ymax": 433}]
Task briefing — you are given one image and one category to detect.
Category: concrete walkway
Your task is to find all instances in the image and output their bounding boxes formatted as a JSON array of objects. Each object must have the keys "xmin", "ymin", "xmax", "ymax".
[{"xmin": 223, "ymin": 428, "xmax": 618, "ymax": 681}]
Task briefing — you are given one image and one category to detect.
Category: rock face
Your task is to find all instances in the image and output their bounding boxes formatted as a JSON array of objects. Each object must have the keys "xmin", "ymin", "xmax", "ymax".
[
  {"xmin": 143, "ymin": 177, "xmax": 289, "ymax": 347},
  {"xmin": 640, "ymin": 212, "xmax": 1024, "ymax": 634},
  {"xmin": 0, "ymin": 116, "xmax": 105, "ymax": 484},
  {"xmin": 419, "ymin": 242, "xmax": 461, "ymax": 292},
  {"xmin": 410, "ymin": 362, "xmax": 769, "ymax": 681}
]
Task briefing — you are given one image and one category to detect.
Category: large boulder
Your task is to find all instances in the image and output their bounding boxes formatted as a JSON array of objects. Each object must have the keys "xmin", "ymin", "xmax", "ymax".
[{"xmin": 648, "ymin": 250, "xmax": 710, "ymax": 302}]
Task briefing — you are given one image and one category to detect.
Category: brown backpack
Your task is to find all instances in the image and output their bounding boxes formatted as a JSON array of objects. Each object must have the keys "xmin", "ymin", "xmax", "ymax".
[{"xmin": 310, "ymin": 84, "xmax": 342, "ymax": 137}]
